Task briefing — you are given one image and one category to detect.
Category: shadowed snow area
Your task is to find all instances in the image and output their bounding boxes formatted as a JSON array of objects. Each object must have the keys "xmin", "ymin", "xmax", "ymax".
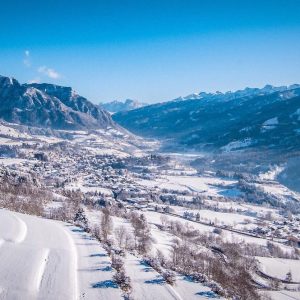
[{"xmin": 0, "ymin": 209, "xmax": 121, "ymax": 300}]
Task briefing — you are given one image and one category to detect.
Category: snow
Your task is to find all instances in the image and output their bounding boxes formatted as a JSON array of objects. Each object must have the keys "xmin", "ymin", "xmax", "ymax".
[
  {"xmin": 65, "ymin": 180, "xmax": 113, "ymax": 196},
  {"xmin": 0, "ymin": 137, "xmax": 22, "ymax": 146},
  {"xmin": 263, "ymin": 117, "xmax": 279, "ymax": 127},
  {"xmin": 161, "ymin": 175, "xmax": 237, "ymax": 196},
  {"xmin": 143, "ymin": 210, "xmax": 269, "ymax": 247},
  {"xmin": 125, "ymin": 254, "xmax": 181, "ymax": 300},
  {"xmin": 265, "ymin": 290, "xmax": 300, "ymax": 300},
  {"xmin": 170, "ymin": 206, "xmax": 257, "ymax": 227},
  {"xmin": 174, "ymin": 275, "xmax": 221, "ymax": 299},
  {"xmin": 0, "ymin": 209, "xmax": 121, "ymax": 299},
  {"xmin": 259, "ymin": 165, "xmax": 285, "ymax": 181},
  {"xmin": 85, "ymin": 146, "xmax": 129, "ymax": 158},
  {"xmin": 256, "ymin": 181, "xmax": 300, "ymax": 202},
  {"xmin": 0, "ymin": 124, "xmax": 30, "ymax": 139},
  {"xmin": 85, "ymin": 208, "xmax": 222, "ymax": 299},
  {"xmin": 291, "ymin": 108, "xmax": 300, "ymax": 120},
  {"xmin": 221, "ymin": 138, "xmax": 255, "ymax": 152},
  {"xmin": 0, "ymin": 158, "xmax": 30, "ymax": 166},
  {"xmin": 125, "ymin": 255, "xmax": 221, "ymax": 300},
  {"xmin": 257, "ymin": 257, "xmax": 300, "ymax": 282}
]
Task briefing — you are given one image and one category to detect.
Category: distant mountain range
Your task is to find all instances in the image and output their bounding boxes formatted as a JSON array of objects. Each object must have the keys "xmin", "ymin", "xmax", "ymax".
[
  {"xmin": 113, "ymin": 85, "xmax": 300, "ymax": 151},
  {"xmin": 100, "ymin": 99, "xmax": 146, "ymax": 113},
  {"xmin": 2, "ymin": 74, "xmax": 300, "ymax": 153},
  {"xmin": 0, "ymin": 75, "xmax": 117, "ymax": 130}
]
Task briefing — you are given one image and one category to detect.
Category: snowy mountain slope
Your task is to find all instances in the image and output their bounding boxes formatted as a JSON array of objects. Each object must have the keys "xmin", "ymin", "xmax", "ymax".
[
  {"xmin": 113, "ymin": 85, "xmax": 300, "ymax": 151},
  {"xmin": 100, "ymin": 99, "xmax": 147, "ymax": 113},
  {"xmin": 0, "ymin": 119, "xmax": 155, "ymax": 160},
  {"xmin": 0, "ymin": 209, "xmax": 122, "ymax": 300},
  {"xmin": 28, "ymin": 83, "xmax": 115, "ymax": 128},
  {"xmin": 0, "ymin": 75, "xmax": 117, "ymax": 131}
]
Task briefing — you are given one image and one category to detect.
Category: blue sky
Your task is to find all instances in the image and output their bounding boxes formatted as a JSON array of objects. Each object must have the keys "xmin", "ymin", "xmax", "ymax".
[{"xmin": 0, "ymin": 0, "xmax": 300, "ymax": 103}]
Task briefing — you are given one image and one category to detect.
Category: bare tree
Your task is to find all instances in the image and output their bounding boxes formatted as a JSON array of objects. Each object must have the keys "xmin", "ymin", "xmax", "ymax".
[
  {"xmin": 101, "ymin": 208, "xmax": 113, "ymax": 242},
  {"xmin": 115, "ymin": 225, "xmax": 127, "ymax": 249},
  {"xmin": 131, "ymin": 213, "xmax": 152, "ymax": 254}
]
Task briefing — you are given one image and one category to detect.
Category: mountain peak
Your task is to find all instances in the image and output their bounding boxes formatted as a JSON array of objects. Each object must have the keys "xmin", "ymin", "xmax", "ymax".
[
  {"xmin": 0, "ymin": 75, "xmax": 20, "ymax": 88},
  {"xmin": 0, "ymin": 75, "xmax": 117, "ymax": 131},
  {"xmin": 100, "ymin": 99, "xmax": 147, "ymax": 113},
  {"xmin": 177, "ymin": 84, "xmax": 300, "ymax": 103}
]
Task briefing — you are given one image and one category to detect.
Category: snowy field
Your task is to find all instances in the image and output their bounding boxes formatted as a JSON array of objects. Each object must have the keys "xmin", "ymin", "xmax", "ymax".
[
  {"xmin": 138, "ymin": 174, "xmax": 240, "ymax": 198},
  {"xmin": 0, "ymin": 158, "xmax": 31, "ymax": 166},
  {"xmin": 257, "ymin": 257, "xmax": 300, "ymax": 282}
]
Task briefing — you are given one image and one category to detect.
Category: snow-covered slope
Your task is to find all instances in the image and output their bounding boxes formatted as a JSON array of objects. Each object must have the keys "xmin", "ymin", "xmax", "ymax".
[
  {"xmin": 113, "ymin": 85, "xmax": 300, "ymax": 151},
  {"xmin": 100, "ymin": 99, "xmax": 147, "ymax": 113},
  {"xmin": 0, "ymin": 209, "xmax": 121, "ymax": 300}
]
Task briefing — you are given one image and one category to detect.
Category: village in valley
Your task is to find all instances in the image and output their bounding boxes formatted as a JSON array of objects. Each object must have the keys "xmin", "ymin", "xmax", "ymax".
[{"xmin": 1, "ymin": 120, "xmax": 300, "ymax": 299}]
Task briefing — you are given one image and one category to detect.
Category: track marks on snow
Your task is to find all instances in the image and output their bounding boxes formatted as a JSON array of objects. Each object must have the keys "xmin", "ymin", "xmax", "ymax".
[
  {"xmin": 0, "ymin": 210, "xmax": 121, "ymax": 299},
  {"xmin": 32, "ymin": 248, "xmax": 50, "ymax": 292},
  {"xmin": 0, "ymin": 210, "xmax": 27, "ymax": 243},
  {"xmin": 10, "ymin": 214, "xmax": 28, "ymax": 243}
]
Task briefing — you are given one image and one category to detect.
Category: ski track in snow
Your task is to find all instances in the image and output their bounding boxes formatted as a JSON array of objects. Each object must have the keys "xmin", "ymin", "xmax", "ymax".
[
  {"xmin": 33, "ymin": 248, "xmax": 50, "ymax": 292},
  {"xmin": 10, "ymin": 213, "xmax": 28, "ymax": 243},
  {"xmin": 0, "ymin": 210, "xmax": 28, "ymax": 243},
  {"xmin": 0, "ymin": 209, "xmax": 122, "ymax": 300}
]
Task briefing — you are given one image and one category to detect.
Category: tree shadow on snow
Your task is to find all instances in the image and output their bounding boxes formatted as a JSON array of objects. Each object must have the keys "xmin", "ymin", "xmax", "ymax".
[
  {"xmin": 78, "ymin": 266, "xmax": 112, "ymax": 272},
  {"xmin": 144, "ymin": 277, "xmax": 165, "ymax": 285},
  {"xmin": 98, "ymin": 266, "xmax": 112, "ymax": 272},
  {"xmin": 76, "ymin": 242, "xmax": 99, "ymax": 246},
  {"xmin": 71, "ymin": 228, "xmax": 85, "ymax": 233},
  {"xmin": 90, "ymin": 253, "xmax": 107, "ymax": 257},
  {"xmin": 91, "ymin": 280, "xmax": 118, "ymax": 289},
  {"xmin": 140, "ymin": 260, "xmax": 154, "ymax": 273},
  {"xmin": 182, "ymin": 275, "xmax": 194, "ymax": 282},
  {"xmin": 196, "ymin": 291, "xmax": 219, "ymax": 298},
  {"xmin": 80, "ymin": 234, "xmax": 94, "ymax": 241}
]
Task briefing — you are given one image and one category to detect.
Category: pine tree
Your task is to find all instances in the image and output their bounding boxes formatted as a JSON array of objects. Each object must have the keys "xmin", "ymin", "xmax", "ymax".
[
  {"xmin": 286, "ymin": 271, "xmax": 292, "ymax": 282},
  {"xmin": 74, "ymin": 208, "xmax": 88, "ymax": 228}
]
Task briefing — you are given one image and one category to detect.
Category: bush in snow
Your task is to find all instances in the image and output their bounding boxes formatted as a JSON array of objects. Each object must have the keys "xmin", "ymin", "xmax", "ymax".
[
  {"xmin": 143, "ymin": 256, "xmax": 162, "ymax": 273},
  {"xmin": 113, "ymin": 270, "xmax": 132, "ymax": 293},
  {"xmin": 156, "ymin": 249, "xmax": 167, "ymax": 267},
  {"xmin": 162, "ymin": 270, "xmax": 176, "ymax": 285},
  {"xmin": 111, "ymin": 254, "xmax": 124, "ymax": 272},
  {"xmin": 206, "ymin": 280, "xmax": 225, "ymax": 296},
  {"xmin": 191, "ymin": 272, "xmax": 208, "ymax": 283}
]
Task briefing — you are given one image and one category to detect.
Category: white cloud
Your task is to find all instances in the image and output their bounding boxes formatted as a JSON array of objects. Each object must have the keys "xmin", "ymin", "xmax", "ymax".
[
  {"xmin": 38, "ymin": 66, "xmax": 61, "ymax": 79},
  {"xmin": 23, "ymin": 50, "xmax": 31, "ymax": 67}
]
